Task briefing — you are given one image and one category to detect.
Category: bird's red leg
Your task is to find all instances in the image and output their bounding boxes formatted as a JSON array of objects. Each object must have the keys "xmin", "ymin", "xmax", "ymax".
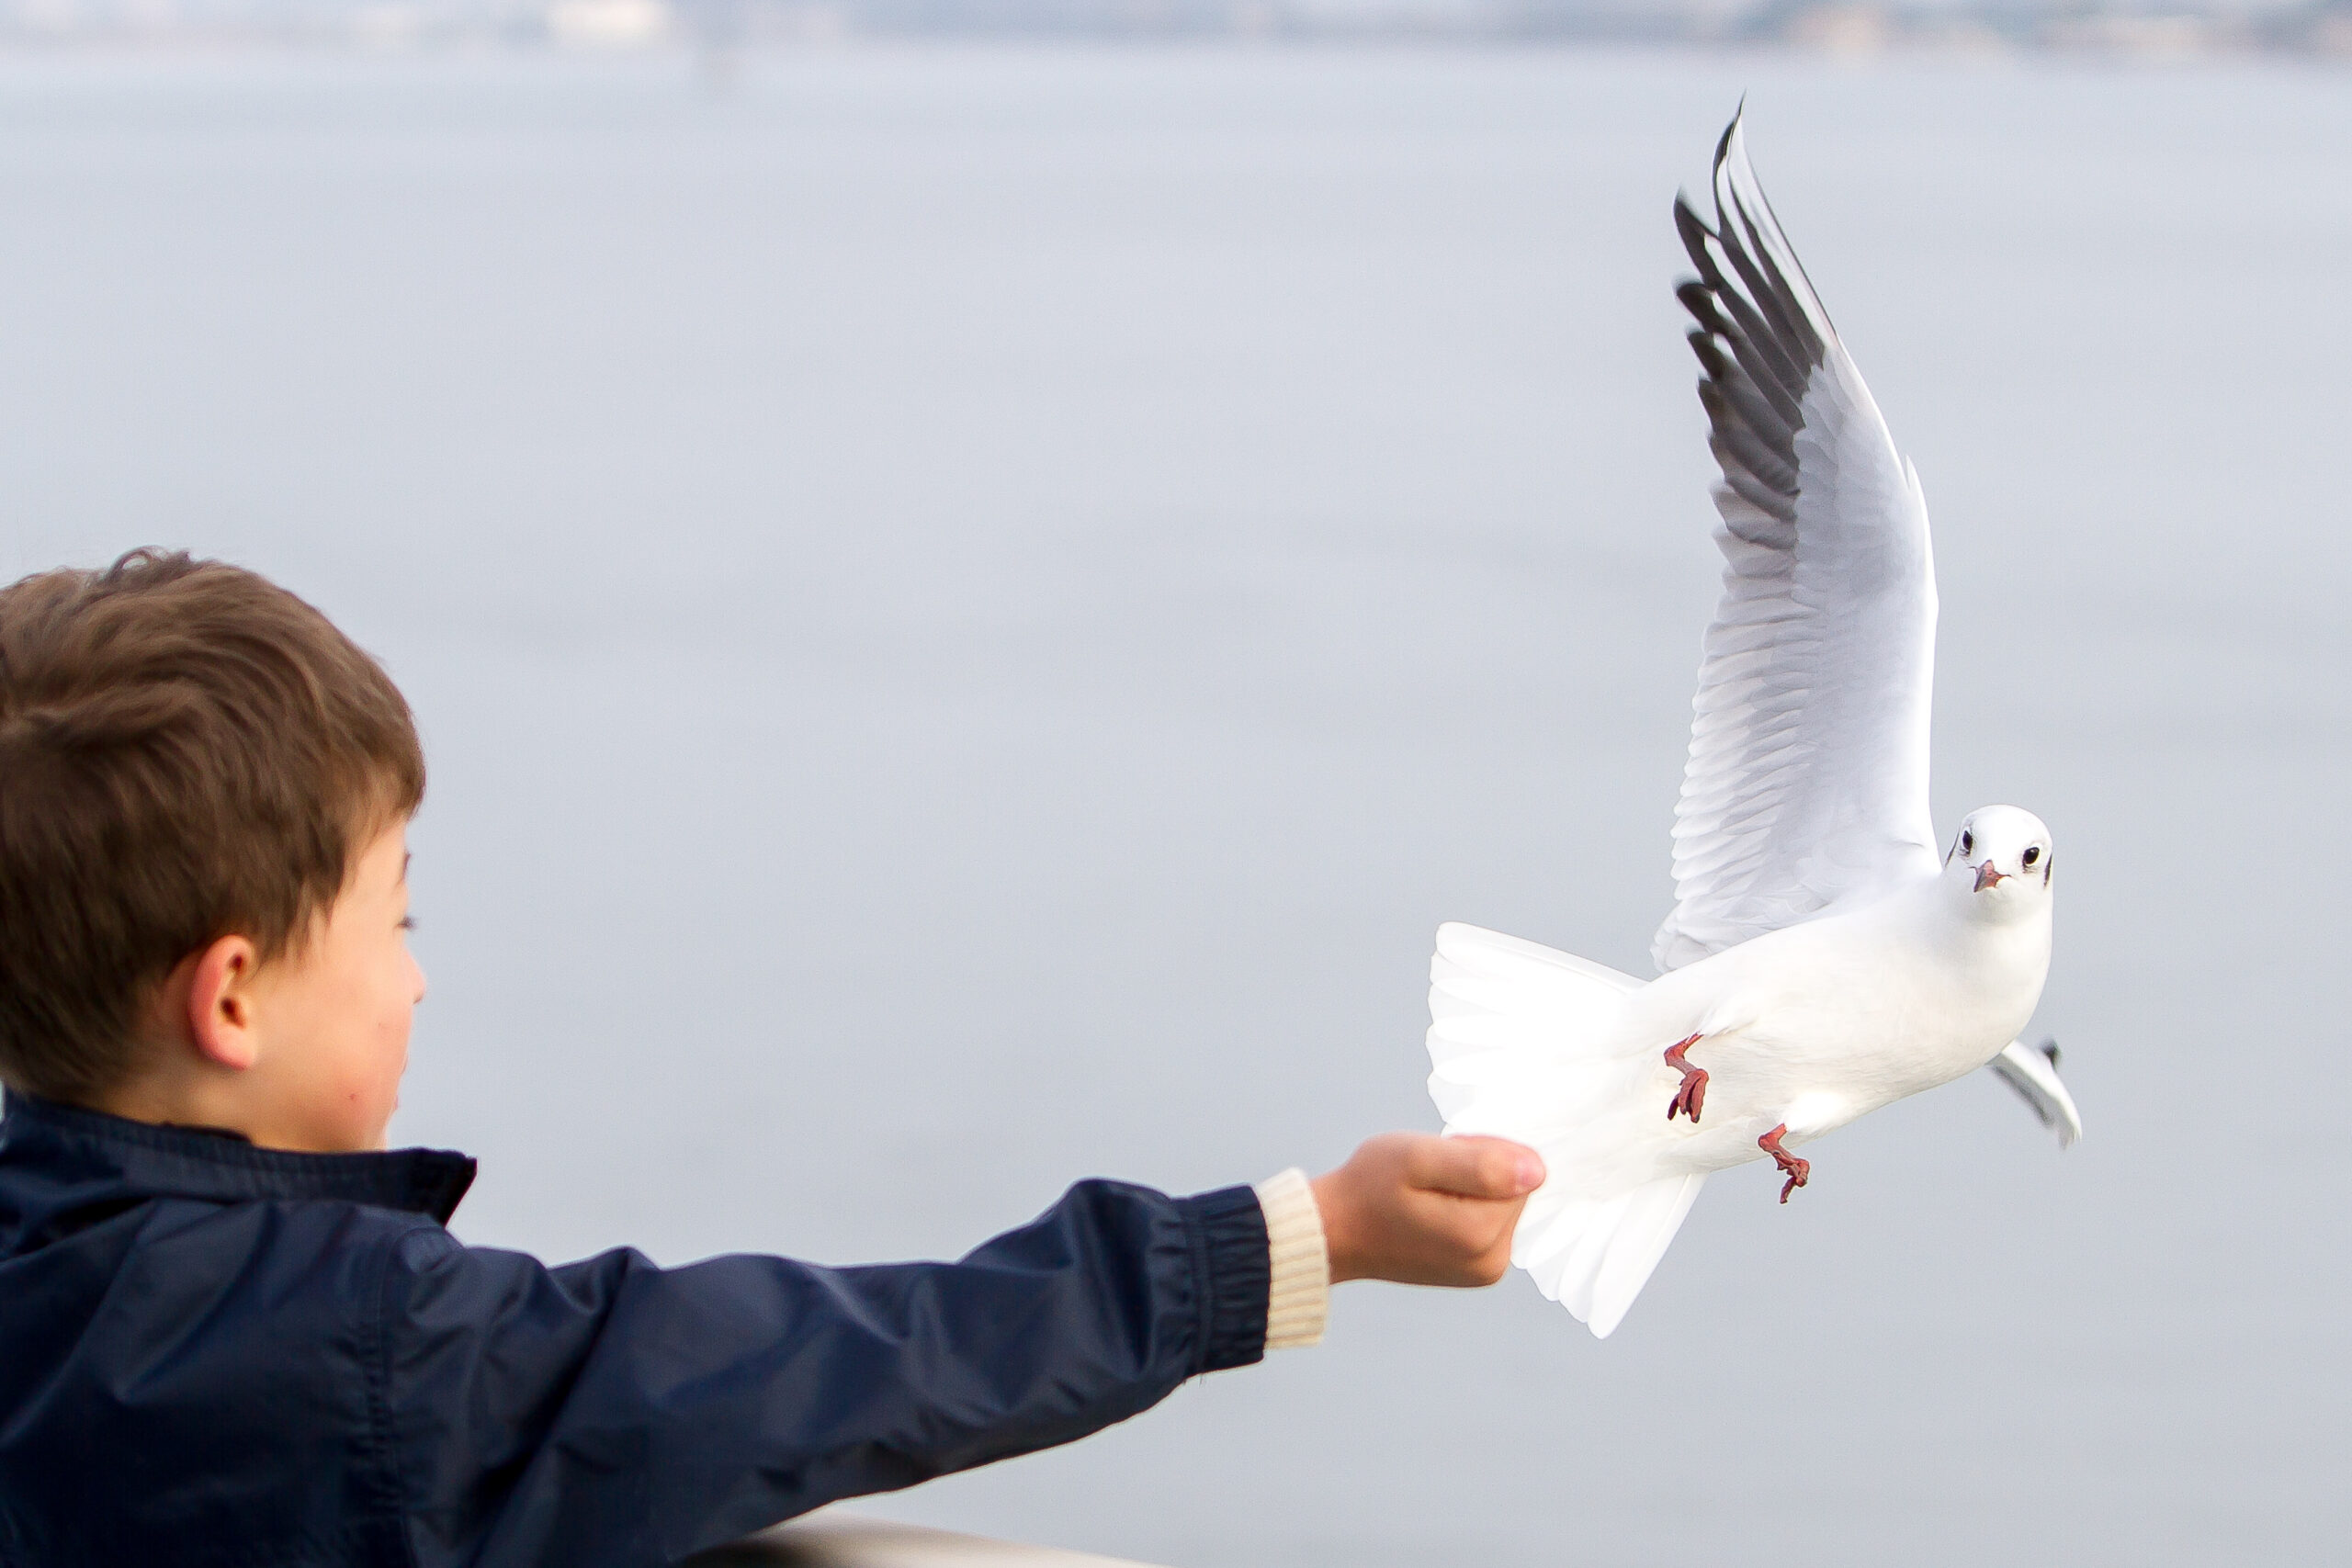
[
  {"xmin": 1758, "ymin": 1123, "xmax": 1810, "ymax": 1204},
  {"xmin": 1663, "ymin": 1033, "xmax": 1707, "ymax": 1123}
]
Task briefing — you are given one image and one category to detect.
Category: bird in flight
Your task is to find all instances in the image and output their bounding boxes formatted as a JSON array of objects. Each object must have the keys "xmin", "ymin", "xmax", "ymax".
[{"xmin": 1425, "ymin": 112, "xmax": 2080, "ymax": 1340}]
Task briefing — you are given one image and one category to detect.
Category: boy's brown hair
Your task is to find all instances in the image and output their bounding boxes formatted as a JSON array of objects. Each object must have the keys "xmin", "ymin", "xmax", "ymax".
[{"xmin": 0, "ymin": 550, "xmax": 424, "ymax": 1102}]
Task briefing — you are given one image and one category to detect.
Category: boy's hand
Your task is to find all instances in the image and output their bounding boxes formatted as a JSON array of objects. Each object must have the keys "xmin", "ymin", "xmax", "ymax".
[{"xmin": 1310, "ymin": 1133, "xmax": 1544, "ymax": 1287}]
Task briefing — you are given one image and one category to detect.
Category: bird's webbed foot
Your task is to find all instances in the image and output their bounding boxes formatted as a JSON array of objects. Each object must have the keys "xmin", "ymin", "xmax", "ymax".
[
  {"xmin": 1663, "ymin": 1033, "xmax": 1708, "ymax": 1123},
  {"xmin": 1758, "ymin": 1122, "xmax": 1810, "ymax": 1203}
]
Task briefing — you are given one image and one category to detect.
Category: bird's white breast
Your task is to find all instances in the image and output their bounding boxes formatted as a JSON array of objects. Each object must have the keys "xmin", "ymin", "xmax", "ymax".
[{"xmin": 1623, "ymin": 875, "xmax": 2052, "ymax": 1158}]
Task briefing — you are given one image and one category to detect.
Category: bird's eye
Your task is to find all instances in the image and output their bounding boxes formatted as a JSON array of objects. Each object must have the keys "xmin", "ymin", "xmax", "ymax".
[
  {"xmin": 1960, "ymin": 831, "xmax": 1973, "ymax": 856},
  {"xmin": 2021, "ymin": 845, "xmax": 2041, "ymax": 867}
]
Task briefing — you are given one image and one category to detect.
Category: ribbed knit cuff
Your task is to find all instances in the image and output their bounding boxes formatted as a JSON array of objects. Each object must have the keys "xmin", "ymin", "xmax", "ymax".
[
  {"xmin": 1252, "ymin": 1168, "xmax": 1329, "ymax": 1349},
  {"xmin": 1174, "ymin": 1185, "xmax": 1270, "ymax": 1374}
]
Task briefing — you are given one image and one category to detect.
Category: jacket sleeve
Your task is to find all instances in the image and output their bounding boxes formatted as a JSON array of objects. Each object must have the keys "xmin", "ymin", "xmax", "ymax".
[{"xmin": 374, "ymin": 1180, "xmax": 1268, "ymax": 1568}]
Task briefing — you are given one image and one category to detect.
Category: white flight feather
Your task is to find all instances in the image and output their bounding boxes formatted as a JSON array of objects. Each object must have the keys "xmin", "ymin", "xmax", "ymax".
[
  {"xmin": 1652, "ymin": 117, "xmax": 1940, "ymax": 975},
  {"xmin": 1988, "ymin": 1038, "xmax": 2083, "ymax": 1148}
]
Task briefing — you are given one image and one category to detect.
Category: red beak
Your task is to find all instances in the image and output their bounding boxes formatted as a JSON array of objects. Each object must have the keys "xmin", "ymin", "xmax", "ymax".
[{"xmin": 1973, "ymin": 859, "xmax": 2007, "ymax": 892}]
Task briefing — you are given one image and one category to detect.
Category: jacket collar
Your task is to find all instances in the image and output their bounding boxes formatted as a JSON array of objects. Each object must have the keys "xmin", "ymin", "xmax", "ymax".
[{"xmin": 0, "ymin": 1092, "xmax": 475, "ymax": 1254}]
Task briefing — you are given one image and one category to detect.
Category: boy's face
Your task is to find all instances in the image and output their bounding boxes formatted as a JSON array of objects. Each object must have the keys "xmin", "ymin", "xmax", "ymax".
[{"xmin": 243, "ymin": 818, "xmax": 424, "ymax": 1152}]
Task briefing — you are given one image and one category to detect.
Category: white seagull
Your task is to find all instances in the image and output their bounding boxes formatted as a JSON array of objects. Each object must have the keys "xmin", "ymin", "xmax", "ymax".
[{"xmin": 1425, "ymin": 113, "xmax": 2080, "ymax": 1339}]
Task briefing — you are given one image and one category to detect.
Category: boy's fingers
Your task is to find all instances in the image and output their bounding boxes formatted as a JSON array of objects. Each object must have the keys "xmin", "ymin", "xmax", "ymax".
[
  {"xmin": 1457, "ymin": 1194, "xmax": 1527, "ymax": 1286},
  {"xmin": 1404, "ymin": 1134, "xmax": 1545, "ymax": 1200}
]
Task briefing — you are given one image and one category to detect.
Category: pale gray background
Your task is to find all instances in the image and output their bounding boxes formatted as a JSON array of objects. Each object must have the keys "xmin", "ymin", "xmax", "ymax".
[{"xmin": 0, "ymin": 46, "xmax": 2343, "ymax": 1565}]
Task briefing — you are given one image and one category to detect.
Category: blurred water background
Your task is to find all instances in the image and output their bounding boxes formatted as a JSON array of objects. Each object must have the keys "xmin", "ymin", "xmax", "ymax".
[{"xmin": 1, "ymin": 40, "xmax": 2346, "ymax": 1568}]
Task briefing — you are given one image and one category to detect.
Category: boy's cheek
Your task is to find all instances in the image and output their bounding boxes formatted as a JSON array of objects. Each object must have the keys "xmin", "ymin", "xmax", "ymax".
[
  {"xmin": 333, "ymin": 1073, "xmax": 401, "ymax": 1151},
  {"xmin": 312, "ymin": 1025, "xmax": 406, "ymax": 1151},
  {"xmin": 358, "ymin": 1032, "xmax": 409, "ymax": 1145}
]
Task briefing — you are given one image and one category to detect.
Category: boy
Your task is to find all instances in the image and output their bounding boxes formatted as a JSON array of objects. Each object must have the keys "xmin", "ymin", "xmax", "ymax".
[{"xmin": 0, "ymin": 550, "xmax": 1543, "ymax": 1567}]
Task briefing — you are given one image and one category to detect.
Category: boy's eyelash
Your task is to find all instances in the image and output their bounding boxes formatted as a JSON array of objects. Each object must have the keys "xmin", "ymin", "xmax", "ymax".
[{"xmin": 400, "ymin": 916, "xmax": 417, "ymax": 932}]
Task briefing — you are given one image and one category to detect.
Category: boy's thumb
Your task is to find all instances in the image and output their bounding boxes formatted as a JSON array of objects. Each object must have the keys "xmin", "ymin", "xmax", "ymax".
[{"xmin": 1409, "ymin": 1134, "xmax": 1545, "ymax": 1200}]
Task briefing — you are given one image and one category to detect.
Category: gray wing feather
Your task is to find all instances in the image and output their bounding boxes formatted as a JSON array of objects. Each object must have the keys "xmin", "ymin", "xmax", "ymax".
[
  {"xmin": 1987, "ymin": 1038, "xmax": 2083, "ymax": 1149},
  {"xmin": 1652, "ymin": 113, "xmax": 1942, "ymax": 973}
]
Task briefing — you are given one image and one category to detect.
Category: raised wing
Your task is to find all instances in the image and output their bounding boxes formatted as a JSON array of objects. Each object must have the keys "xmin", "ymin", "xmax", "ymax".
[
  {"xmin": 1651, "ymin": 113, "xmax": 1943, "ymax": 974},
  {"xmin": 1987, "ymin": 1038, "xmax": 2082, "ymax": 1148}
]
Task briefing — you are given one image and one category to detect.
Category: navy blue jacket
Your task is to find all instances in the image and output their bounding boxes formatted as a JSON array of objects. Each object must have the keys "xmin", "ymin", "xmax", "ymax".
[{"xmin": 0, "ymin": 1095, "xmax": 1270, "ymax": 1566}]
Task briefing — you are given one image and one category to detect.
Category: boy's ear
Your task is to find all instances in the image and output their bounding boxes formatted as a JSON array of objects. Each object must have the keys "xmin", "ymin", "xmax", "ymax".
[{"xmin": 185, "ymin": 935, "xmax": 263, "ymax": 1073}]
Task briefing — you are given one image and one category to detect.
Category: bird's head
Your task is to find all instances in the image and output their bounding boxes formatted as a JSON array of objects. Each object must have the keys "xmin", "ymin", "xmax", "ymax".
[{"xmin": 1943, "ymin": 805, "xmax": 2053, "ymax": 916}]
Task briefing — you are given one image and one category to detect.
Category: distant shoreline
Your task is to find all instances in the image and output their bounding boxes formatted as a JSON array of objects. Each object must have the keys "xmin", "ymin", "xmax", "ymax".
[{"xmin": 1, "ymin": 0, "xmax": 2346, "ymax": 69}]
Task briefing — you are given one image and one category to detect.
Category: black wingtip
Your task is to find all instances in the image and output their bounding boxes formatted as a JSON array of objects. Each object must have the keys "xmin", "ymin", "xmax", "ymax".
[
  {"xmin": 1686, "ymin": 328, "xmax": 1729, "ymax": 381},
  {"xmin": 1713, "ymin": 99, "xmax": 1746, "ymax": 169},
  {"xmin": 2039, "ymin": 1038, "xmax": 2063, "ymax": 1069},
  {"xmin": 1676, "ymin": 280, "xmax": 1733, "ymax": 341},
  {"xmin": 1671, "ymin": 197, "xmax": 1717, "ymax": 274}
]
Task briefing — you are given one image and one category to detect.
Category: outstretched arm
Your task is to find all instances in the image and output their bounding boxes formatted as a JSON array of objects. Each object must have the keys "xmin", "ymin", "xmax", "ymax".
[
  {"xmin": 375, "ymin": 1134, "xmax": 1541, "ymax": 1565},
  {"xmin": 379, "ymin": 1180, "xmax": 1269, "ymax": 1564}
]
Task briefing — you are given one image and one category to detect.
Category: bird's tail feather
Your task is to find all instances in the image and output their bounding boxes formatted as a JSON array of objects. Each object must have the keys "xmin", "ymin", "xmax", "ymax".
[
  {"xmin": 1426, "ymin": 921, "xmax": 1702, "ymax": 1338},
  {"xmin": 1514, "ymin": 1171, "xmax": 1705, "ymax": 1337}
]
